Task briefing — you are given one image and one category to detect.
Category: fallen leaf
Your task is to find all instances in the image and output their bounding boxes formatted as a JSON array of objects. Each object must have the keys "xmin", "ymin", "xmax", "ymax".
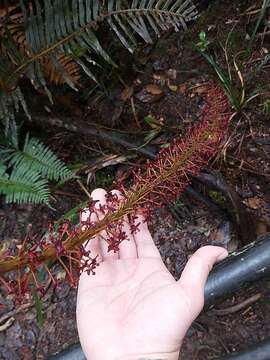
[
  {"xmin": 245, "ymin": 196, "xmax": 261, "ymax": 209},
  {"xmin": 0, "ymin": 241, "xmax": 9, "ymax": 257},
  {"xmin": 144, "ymin": 129, "xmax": 160, "ymax": 143},
  {"xmin": 192, "ymin": 85, "xmax": 208, "ymax": 95},
  {"xmin": 146, "ymin": 84, "xmax": 163, "ymax": 95},
  {"xmin": 153, "ymin": 73, "xmax": 166, "ymax": 81},
  {"xmin": 135, "ymin": 88, "xmax": 164, "ymax": 103},
  {"xmin": 85, "ymin": 154, "xmax": 128, "ymax": 185},
  {"xmin": 120, "ymin": 87, "xmax": 134, "ymax": 101}
]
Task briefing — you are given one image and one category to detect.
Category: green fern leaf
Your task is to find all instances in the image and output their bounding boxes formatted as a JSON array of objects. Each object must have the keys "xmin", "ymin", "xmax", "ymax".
[
  {"xmin": 2, "ymin": 134, "xmax": 74, "ymax": 182},
  {"xmin": 106, "ymin": 0, "xmax": 198, "ymax": 51},
  {"xmin": 1, "ymin": 0, "xmax": 197, "ymax": 90},
  {"xmin": 0, "ymin": 163, "xmax": 50, "ymax": 204}
]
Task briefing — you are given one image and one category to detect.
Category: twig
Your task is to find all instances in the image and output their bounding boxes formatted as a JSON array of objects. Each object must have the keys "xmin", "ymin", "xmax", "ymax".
[
  {"xmin": 211, "ymin": 293, "xmax": 262, "ymax": 316},
  {"xmin": 43, "ymin": 115, "xmax": 156, "ymax": 158},
  {"xmin": 76, "ymin": 180, "xmax": 92, "ymax": 199},
  {"xmin": 0, "ymin": 317, "xmax": 14, "ymax": 332},
  {"xmin": 0, "ymin": 302, "xmax": 32, "ymax": 325},
  {"xmin": 54, "ymin": 190, "xmax": 83, "ymax": 200},
  {"xmin": 226, "ymin": 155, "xmax": 270, "ymax": 178},
  {"xmin": 130, "ymin": 97, "xmax": 141, "ymax": 129}
]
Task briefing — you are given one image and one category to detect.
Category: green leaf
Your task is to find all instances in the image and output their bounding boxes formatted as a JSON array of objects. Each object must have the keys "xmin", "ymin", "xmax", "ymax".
[
  {"xmin": 0, "ymin": 130, "xmax": 74, "ymax": 205},
  {"xmin": 3, "ymin": 134, "xmax": 74, "ymax": 182},
  {"xmin": 33, "ymin": 290, "xmax": 44, "ymax": 326},
  {"xmin": 199, "ymin": 31, "xmax": 206, "ymax": 41},
  {"xmin": 0, "ymin": 165, "xmax": 50, "ymax": 204}
]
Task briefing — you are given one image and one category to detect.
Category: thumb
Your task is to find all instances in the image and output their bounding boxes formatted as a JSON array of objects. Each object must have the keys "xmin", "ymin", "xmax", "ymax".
[{"xmin": 178, "ymin": 246, "xmax": 228, "ymax": 315}]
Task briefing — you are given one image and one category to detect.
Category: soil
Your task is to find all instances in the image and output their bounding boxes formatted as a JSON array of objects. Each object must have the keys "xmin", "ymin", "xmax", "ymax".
[{"xmin": 1, "ymin": 0, "xmax": 270, "ymax": 359}]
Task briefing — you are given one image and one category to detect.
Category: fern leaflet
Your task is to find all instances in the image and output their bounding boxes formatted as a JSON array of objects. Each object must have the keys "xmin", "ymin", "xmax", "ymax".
[{"xmin": 0, "ymin": 164, "xmax": 50, "ymax": 204}]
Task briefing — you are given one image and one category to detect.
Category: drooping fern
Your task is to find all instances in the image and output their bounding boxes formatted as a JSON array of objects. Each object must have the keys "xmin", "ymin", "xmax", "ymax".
[
  {"xmin": 0, "ymin": 129, "xmax": 74, "ymax": 204},
  {"xmin": 0, "ymin": 0, "xmax": 198, "ymax": 124}
]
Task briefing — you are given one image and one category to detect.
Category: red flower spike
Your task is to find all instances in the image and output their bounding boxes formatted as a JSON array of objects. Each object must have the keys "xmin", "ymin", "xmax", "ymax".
[{"xmin": 0, "ymin": 83, "xmax": 232, "ymax": 297}]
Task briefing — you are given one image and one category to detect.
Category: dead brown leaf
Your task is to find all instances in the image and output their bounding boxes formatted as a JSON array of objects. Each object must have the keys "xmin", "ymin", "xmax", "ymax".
[
  {"xmin": 120, "ymin": 87, "xmax": 134, "ymax": 102},
  {"xmin": 192, "ymin": 85, "xmax": 208, "ymax": 95},
  {"xmin": 245, "ymin": 196, "xmax": 262, "ymax": 209},
  {"xmin": 146, "ymin": 84, "xmax": 163, "ymax": 95}
]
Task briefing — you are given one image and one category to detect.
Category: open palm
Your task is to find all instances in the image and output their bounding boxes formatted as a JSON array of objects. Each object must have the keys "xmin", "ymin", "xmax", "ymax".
[{"xmin": 77, "ymin": 189, "xmax": 227, "ymax": 360}]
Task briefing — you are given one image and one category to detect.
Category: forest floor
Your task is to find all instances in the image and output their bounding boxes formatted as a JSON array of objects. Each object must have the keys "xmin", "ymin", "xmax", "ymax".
[{"xmin": 0, "ymin": 0, "xmax": 270, "ymax": 359}]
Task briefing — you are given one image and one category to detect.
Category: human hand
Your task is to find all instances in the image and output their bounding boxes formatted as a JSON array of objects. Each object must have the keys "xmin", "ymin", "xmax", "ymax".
[{"xmin": 76, "ymin": 188, "xmax": 228, "ymax": 360}]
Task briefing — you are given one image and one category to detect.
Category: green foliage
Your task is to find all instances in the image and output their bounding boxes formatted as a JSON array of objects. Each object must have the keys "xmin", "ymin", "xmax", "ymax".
[
  {"xmin": 2, "ymin": 134, "xmax": 74, "ymax": 181},
  {"xmin": 0, "ymin": 0, "xmax": 197, "ymax": 125},
  {"xmin": 246, "ymin": 0, "xmax": 270, "ymax": 55},
  {"xmin": 263, "ymin": 99, "xmax": 270, "ymax": 114},
  {"xmin": 0, "ymin": 129, "xmax": 74, "ymax": 204},
  {"xmin": 143, "ymin": 114, "xmax": 161, "ymax": 144},
  {"xmin": 195, "ymin": 31, "xmax": 260, "ymax": 112},
  {"xmin": 196, "ymin": 31, "xmax": 209, "ymax": 52},
  {"xmin": 33, "ymin": 290, "xmax": 45, "ymax": 326},
  {"xmin": 0, "ymin": 163, "xmax": 50, "ymax": 204}
]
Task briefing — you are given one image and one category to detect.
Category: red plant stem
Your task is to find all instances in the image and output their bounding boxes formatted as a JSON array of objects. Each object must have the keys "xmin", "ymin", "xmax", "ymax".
[{"xmin": 0, "ymin": 276, "xmax": 13, "ymax": 292}]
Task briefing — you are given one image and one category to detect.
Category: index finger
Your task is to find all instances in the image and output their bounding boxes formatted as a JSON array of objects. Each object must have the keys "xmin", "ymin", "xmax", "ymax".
[{"xmin": 133, "ymin": 214, "xmax": 161, "ymax": 258}]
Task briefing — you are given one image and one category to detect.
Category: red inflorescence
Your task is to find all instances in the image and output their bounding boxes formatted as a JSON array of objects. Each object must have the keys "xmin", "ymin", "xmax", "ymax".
[
  {"xmin": 123, "ymin": 83, "xmax": 231, "ymax": 211},
  {"xmin": 0, "ymin": 83, "xmax": 232, "ymax": 299}
]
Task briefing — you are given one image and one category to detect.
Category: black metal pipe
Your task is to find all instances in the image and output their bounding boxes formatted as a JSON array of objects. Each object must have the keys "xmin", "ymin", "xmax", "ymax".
[
  {"xmin": 51, "ymin": 339, "xmax": 270, "ymax": 360},
  {"xmin": 218, "ymin": 338, "xmax": 270, "ymax": 360},
  {"xmin": 49, "ymin": 344, "xmax": 85, "ymax": 360},
  {"xmin": 204, "ymin": 235, "xmax": 270, "ymax": 305},
  {"xmin": 49, "ymin": 236, "xmax": 270, "ymax": 359}
]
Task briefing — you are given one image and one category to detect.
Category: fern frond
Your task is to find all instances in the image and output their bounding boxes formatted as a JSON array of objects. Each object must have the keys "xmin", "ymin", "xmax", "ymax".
[
  {"xmin": 0, "ymin": 87, "xmax": 30, "ymax": 132},
  {"xmin": 0, "ymin": 163, "xmax": 50, "ymax": 204},
  {"xmin": 44, "ymin": 53, "xmax": 81, "ymax": 86},
  {"xmin": 0, "ymin": 0, "xmax": 197, "ymax": 122},
  {"xmin": 1, "ymin": 12, "xmax": 81, "ymax": 88},
  {"xmin": 1, "ymin": 134, "xmax": 74, "ymax": 182},
  {"xmin": 0, "ymin": 129, "xmax": 74, "ymax": 204},
  {"xmin": 107, "ymin": 0, "xmax": 198, "ymax": 51},
  {"xmin": 1, "ymin": 0, "xmax": 197, "ymax": 90}
]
